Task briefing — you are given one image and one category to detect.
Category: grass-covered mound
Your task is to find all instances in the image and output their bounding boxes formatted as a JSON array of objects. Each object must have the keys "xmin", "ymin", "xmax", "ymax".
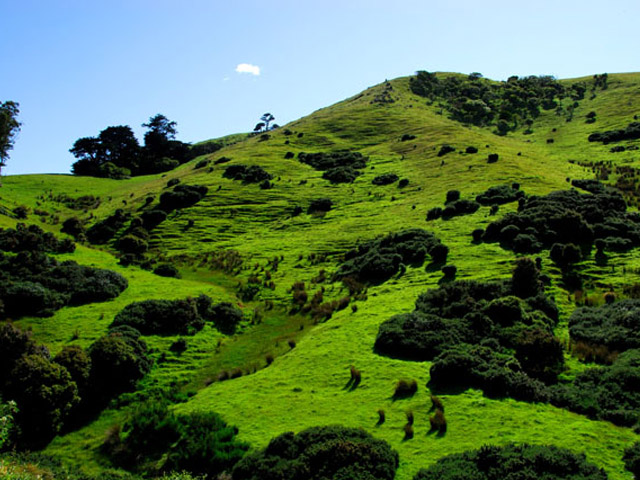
[
  {"xmin": 569, "ymin": 299, "xmax": 640, "ymax": 352},
  {"xmin": 412, "ymin": 443, "xmax": 607, "ymax": 480},
  {"xmin": 376, "ymin": 259, "xmax": 562, "ymax": 387},
  {"xmin": 481, "ymin": 189, "xmax": 640, "ymax": 254},
  {"xmin": 0, "ymin": 251, "xmax": 128, "ymax": 318},
  {"xmin": 107, "ymin": 400, "xmax": 248, "ymax": 478},
  {"xmin": 111, "ymin": 295, "xmax": 243, "ymax": 336},
  {"xmin": 298, "ymin": 151, "xmax": 368, "ymax": 184},
  {"xmin": 232, "ymin": 425, "xmax": 398, "ymax": 480},
  {"xmin": 337, "ymin": 229, "xmax": 448, "ymax": 284}
]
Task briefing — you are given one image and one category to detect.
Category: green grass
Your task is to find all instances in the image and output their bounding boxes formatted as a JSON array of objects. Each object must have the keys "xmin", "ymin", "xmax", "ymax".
[{"xmin": 3, "ymin": 71, "xmax": 640, "ymax": 479}]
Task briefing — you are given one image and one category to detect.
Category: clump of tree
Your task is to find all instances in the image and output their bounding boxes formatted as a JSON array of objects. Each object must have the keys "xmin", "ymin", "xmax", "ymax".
[
  {"xmin": 427, "ymin": 191, "xmax": 480, "ymax": 220},
  {"xmin": 336, "ymin": 229, "xmax": 448, "ymax": 285},
  {"xmin": 107, "ymin": 400, "xmax": 248, "ymax": 478},
  {"xmin": 409, "ymin": 71, "xmax": 585, "ymax": 134},
  {"xmin": 0, "ymin": 223, "xmax": 75, "ymax": 253},
  {"xmin": 86, "ymin": 209, "xmax": 130, "ymax": 244},
  {"xmin": 158, "ymin": 184, "xmax": 209, "ymax": 212},
  {"xmin": 412, "ymin": 443, "xmax": 607, "ymax": 480},
  {"xmin": 70, "ymin": 114, "xmax": 203, "ymax": 178},
  {"xmin": 232, "ymin": 425, "xmax": 399, "ymax": 480},
  {"xmin": 480, "ymin": 189, "xmax": 640, "ymax": 255},
  {"xmin": 588, "ymin": 121, "xmax": 640, "ymax": 144},
  {"xmin": 111, "ymin": 295, "xmax": 243, "ymax": 336},
  {"xmin": 223, "ymin": 164, "xmax": 273, "ymax": 184},
  {"xmin": 298, "ymin": 151, "xmax": 368, "ymax": 184}
]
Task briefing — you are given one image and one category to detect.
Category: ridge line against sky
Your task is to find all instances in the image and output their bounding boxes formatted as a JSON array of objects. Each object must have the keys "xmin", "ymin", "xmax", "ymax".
[{"xmin": 2, "ymin": 0, "xmax": 639, "ymax": 175}]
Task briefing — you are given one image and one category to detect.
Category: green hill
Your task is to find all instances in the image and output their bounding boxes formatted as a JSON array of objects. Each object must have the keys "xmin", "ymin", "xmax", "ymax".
[{"xmin": 2, "ymin": 71, "xmax": 640, "ymax": 479}]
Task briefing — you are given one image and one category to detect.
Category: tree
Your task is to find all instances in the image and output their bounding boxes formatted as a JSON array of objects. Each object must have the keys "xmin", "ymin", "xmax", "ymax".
[
  {"xmin": 0, "ymin": 101, "xmax": 21, "ymax": 184},
  {"xmin": 260, "ymin": 112, "xmax": 275, "ymax": 131}
]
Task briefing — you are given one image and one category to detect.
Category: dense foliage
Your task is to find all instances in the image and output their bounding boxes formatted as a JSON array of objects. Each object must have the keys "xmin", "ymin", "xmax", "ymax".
[
  {"xmin": 70, "ymin": 114, "xmax": 201, "ymax": 178},
  {"xmin": 109, "ymin": 400, "xmax": 248, "ymax": 478},
  {"xmin": 232, "ymin": 425, "xmax": 398, "ymax": 480},
  {"xmin": 298, "ymin": 151, "xmax": 368, "ymax": 184},
  {"xmin": 223, "ymin": 164, "xmax": 273, "ymax": 183},
  {"xmin": 476, "ymin": 184, "xmax": 524, "ymax": 205},
  {"xmin": 159, "ymin": 185, "xmax": 209, "ymax": 212},
  {"xmin": 412, "ymin": 443, "xmax": 607, "ymax": 480},
  {"xmin": 588, "ymin": 121, "xmax": 640, "ymax": 143},
  {"xmin": 372, "ymin": 173, "xmax": 399, "ymax": 185},
  {"xmin": 111, "ymin": 295, "xmax": 242, "ymax": 335},
  {"xmin": 0, "ymin": 251, "xmax": 128, "ymax": 318},
  {"xmin": 410, "ymin": 71, "xmax": 586, "ymax": 133},
  {"xmin": 0, "ymin": 223, "xmax": 75, "ymax": 253},
  {"xmin": 569, "ymin": 299, "xmax": 640, "ymax": 352},
  {"xmin": 623, "ymin": 441, "xmax": 640, "ymax": 478},
  {"xmin": 337, "ymin": 229, "xmax": 448, "ymax": 284},
  {"xmin": 481, "ymin": 189, "xmax": 640, "ymax": 254}
]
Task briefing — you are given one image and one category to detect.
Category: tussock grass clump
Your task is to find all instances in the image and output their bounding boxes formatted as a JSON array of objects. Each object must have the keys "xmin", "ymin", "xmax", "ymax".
[
  {"xmin": 429, "ymin": 409, "xmax": 447, "ymax": 434},
  {"xmin": 394, "ymin": 379, "xmax": 418, "ymax": 399},
  {"xmin": 403, "ymin": 423, "xmax": 414, "ymax": 440}
]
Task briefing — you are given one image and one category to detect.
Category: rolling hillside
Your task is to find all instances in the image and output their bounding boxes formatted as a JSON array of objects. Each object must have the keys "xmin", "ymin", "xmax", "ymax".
[{"xmin": 2, "ymin": 71, "xmax": 640, "ymax": 479}]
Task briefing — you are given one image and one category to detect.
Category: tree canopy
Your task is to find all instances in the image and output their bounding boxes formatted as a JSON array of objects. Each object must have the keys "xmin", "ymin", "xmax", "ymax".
[{"xmin": 0, "ymin": 101, "xmax": 21, "ymax": 181}]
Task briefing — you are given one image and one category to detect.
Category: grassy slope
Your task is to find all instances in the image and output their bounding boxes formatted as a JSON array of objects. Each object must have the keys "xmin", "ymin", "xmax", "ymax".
[{"xmin": 2, "ymin": 72, "xmax": 640, "ymax": 479}]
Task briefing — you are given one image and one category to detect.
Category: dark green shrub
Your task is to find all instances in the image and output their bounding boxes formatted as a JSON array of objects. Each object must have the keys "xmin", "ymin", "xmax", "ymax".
[
  {"xmin": 86, "ymin": 209, "xmax": 129, "ymax": 244},
  {"xmin": 0, "ymin": 223, "xmax": 75, "ymax": 253},
  {"xmin": 588, "ymin": 121, "xmax": 640, "ymax": 143},
  {"xmin": 284, "ymin": 151, "xmax": 294, "ymax": 159},
  {"xmin": 372, "ymin": 173, "xmax": 399, "ymax": 185},
  {"xmin": 322, "ymin": 166, "xmax": 360, "ymax": 183},
  {"xmin": 159, "ymin": 185, "xmax": 208, "ymax": 212},
  {"xmin": 298, "ymin": 151, "xmax": 367, "ymax": 170},
  {"xmin": 465, "ymin": 146, "xmax": 478, "ymax": 153},
  {"xmin": 441, "ymin": 265, "xmax": 456, "ymax": 279},
  {"xmin": 476, "ymin": 185, "xmax": 524, "ymax": 205},
  {"xmin": 167, "ymin": 178, "xmax": 180, "ymax": 187},
  {"xmin": 308, "ymin": 198, "xmax": 333, "ymax": 214},
  {"xmin": 111, "ymin": 298, "xmax": 204, "ymax": 335},
  {"xmin": 2, "ymin": 281, "xmax": 66, "ymax": 318},
  {"xmin": 438, "ymin": 145, "xmax": 455, "ymax": 157},
  {"xmin": 412, "ymin": 443, "xmax": 607, "ymax": 480},
  {"xmin": 53, "ymin": 345, "xmax": 92, "ymax": 392},
  {"xmin": 194, "ymin": 159, "xmax": 209, "ymax": 169},
  {"xmin": 8, "ymin": 354, "xmax": 80, "ymax": 447},
  {"xmin": 623, "ymin": 442, "xmax": 640, "ymax": 478},
  {"xmin": 429, "ymin": 409, "xmax": 446, "ymax": 434},
  {"xmin": 117, "ymin": 235, "xmax": 148, "ymax": 255},
  {"xmin": 569, "ymin": 299, "xmax": 640, "ymax": 352},
  {"xmin": 141, "ymin": 209, "xmax": 167, "ymax": 229},
  {"xmin": 223, "ymin": 164, "xmax": 272, "ymax": 183},
  {"xmin": 210, "ymin": 302, "xmax": 243, "ymax": 335},
  {"xmin": 426, "ymin": 207, "xmax": 442, "ymax": 220},
  {"xmin": 401, "ymin": 134, "xmax": 416, "ymax": 141},
  {"xmin": 88, "ymin": 327, "xmax": 152, "ymax": 399},
  {"xmin": 153, "ymin": 263, "xmax": 181, "ymax": 278},
  {"xmin": 337, "ymin": 229, "xmax": 447, "ymax": 285},
  {"xmin": 398, "ymin": 178, "xmax": 409, "ymax": 188},
  {"xmin": 61, "ymin": 217, "xmax": 85, "ymax": 239},
  {"xmin": 232, "ymin": 425, "xmax": 398, "ymax": 480},
  {"xmin": 214, "ymin": 156, "xmax": 232, "ymax": 165},
  {"xmin": 445, "ymin": 190, "xmax": 460, "ymax": 203},
  {"xmin": 487, "ymin": 153, "xmax": 499, "ymax": 163}
]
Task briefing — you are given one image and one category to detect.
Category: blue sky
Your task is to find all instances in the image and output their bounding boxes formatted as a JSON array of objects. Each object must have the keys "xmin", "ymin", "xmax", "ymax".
[{"xmin": 2, "ymin": 0, "xmax": 639, "ymax": 175}]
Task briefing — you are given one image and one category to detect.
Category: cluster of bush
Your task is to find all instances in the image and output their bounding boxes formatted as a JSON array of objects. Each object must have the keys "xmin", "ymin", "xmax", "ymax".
[
  {"xmin": 70, "ymin": 114, "xmax": 207, "ymax": 178},
  {"xmin": 569, "ymin": 299, "xmax": 640, "ymax": 352},
  {"xmin": 0, "ymin": 249, "xmax": 128, "ymax": 319},
  {"xmin": 337, "ymin": 229, "xmax": 448, "ymax": 284},
  {"xmin": 106, "ymin": 400, "xmax": 248, "ymax": 478},
  {"xmin": 0, "ymin": 322, "xmax": 151, "ymax": 448},
  {"xmin": 372, "ymin": 173, "xmax": 399, "ymax": 185},
  {"xmin": 409, "ymin": 71, "xmax": 585, "ymax": 133},
  {"xmin": 376, "ymin": 259, "xmax": 562, "ymax": 387},
  {"xmin": 298, "ymin": 151, "xmax": 368, "ymax": 184},
  {"xmin": 86, "ymin": 209, "xmax": 130, "ymax": 244},
  {"xmin": 480, "ymin": 189, "xmax": 640, "ymax": 255},
  {"xmin": 412, "ymin": 443, "xmax": 607, "ymax": 480},
  {"xmin": 475, "ymin": 184, "xmax": 524, "ymax": 205},
  {"xmin": 223, "ymin": 164, "xmax": 273, "ymax": 184},
  {"xmin": 588, "ymin": 121, "xmax": 640, "ymax": 144},
  {"xmin": 111, "ymin": 295, "xmax": 243, "ymax": 335},
  {"xmin": 549, "ymin": 349, "xmax": 640, "ymax": 426},
  {"xmin": 232, "ymin": 425, "xmax": 399, "ymax": 480},
  {"xmin": 427, "ymin": 190, "xmax": 480, "ymax": 220},
  {"xmin": 0, "ymin": 223, "xmax": 74, "ymax": 253}
]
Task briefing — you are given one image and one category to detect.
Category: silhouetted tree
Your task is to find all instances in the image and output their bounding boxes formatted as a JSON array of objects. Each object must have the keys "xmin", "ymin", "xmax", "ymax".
[{"xmin": 0, "ymin": 101, "xmax": 21, "ymax": 184}]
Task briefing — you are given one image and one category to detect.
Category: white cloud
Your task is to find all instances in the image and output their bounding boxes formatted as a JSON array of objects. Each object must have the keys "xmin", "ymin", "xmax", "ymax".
[{"xmin": 235, "ymin": 63, "xmax": 261, "ymax": 76}]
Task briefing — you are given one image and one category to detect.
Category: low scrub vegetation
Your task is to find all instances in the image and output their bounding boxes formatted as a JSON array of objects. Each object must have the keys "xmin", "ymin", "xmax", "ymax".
[{"xmin": 232, "ymin": 425, "xmax": 398, "ymax": 480}]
